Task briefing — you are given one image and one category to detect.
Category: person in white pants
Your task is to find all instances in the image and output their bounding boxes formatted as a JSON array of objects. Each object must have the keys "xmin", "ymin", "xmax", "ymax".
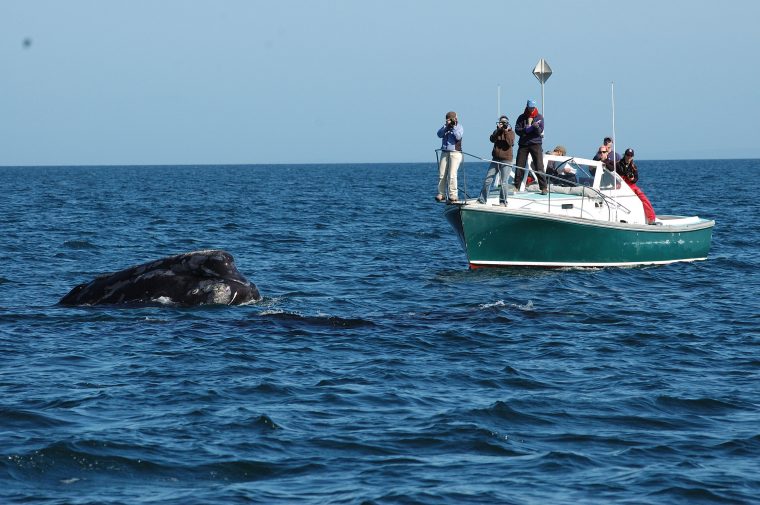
[{"xmin": 436, "ymin": 111, "xmax": 464, "ymax": 203}]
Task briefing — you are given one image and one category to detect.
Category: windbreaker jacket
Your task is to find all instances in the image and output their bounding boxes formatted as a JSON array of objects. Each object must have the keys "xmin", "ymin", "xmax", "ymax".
[{"xmin": 490, "ymin": 127, "xmax": 515, "ymax": 161}]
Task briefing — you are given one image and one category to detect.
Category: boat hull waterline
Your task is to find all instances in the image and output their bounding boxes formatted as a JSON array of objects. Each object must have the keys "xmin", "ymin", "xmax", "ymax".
[{"xmin": 444, "ymin": 204, "xmax": 714, "ymax": 268}]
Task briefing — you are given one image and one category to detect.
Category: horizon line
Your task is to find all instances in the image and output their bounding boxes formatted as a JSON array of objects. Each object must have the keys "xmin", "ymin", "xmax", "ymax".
[{"xmin": 1, "ymin": 157, "xmax": 758, "ymax": 169}]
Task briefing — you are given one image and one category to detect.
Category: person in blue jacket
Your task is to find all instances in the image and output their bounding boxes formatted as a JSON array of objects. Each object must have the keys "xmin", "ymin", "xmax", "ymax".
[
  {"xmin": 514, "ymin": 99, "xmax": 547, "ymax": 194},
  {"xmin": 436, "ymin": 111, "xmax": 464, "ymax": 203}
]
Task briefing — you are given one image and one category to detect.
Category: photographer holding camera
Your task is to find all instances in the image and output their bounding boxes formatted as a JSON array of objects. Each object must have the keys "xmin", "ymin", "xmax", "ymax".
[
  {"xmin": 478, "ymin": 115, "xmax": 515, "ymax": 205},
  {"xmin": 435, "ymin": 111, "xmax": 464, "ymax": 203}
]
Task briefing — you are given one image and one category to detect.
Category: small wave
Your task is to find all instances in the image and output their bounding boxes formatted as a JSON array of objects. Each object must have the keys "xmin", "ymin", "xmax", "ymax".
[
  {"xmin": 650, "ymin": 485, "xmax": 731, "ymax": 503},
  {"xmin": 4, "ymin": 439, "xmax": 323, "ymax": 484},
  {"xmin": 0, "ymin": 407, "xmax": 70, "ymax": 429},
  {"xmin": 194, "ymin": 460, "xmax": 325, "ymax": 482},
  {"xmin": 227, "ymin": 382, "xmax": 295, "ymax": 397},
  {"xmin": 715, "ymin": 434, "xmax": 760, "ymax": 456},
  {"xmin": 495, "ymin": 366, "xmax": 553, "ymax": 390},
  {"xmin": 316, "ymin": 377, "xmax": 372, "ymax": 387},
  {"xmin": 259, "ymin": 311, "xmax": 374, "ymax": 329},
  {"xmin": 479, "ymin": 299, "xmax": 534, "ymax": 311},
  {"xmin": 516, "ymin": 300, "xmax": 534, "ymax": 311},
  {"xmin": 471, "ymin": 400, "xmax": 554, "ymax": 426},
  {"xmin": 534, "ymin": 450, "xmax": 597, "ymax": 471},
  {"xmin": 0, "ymin": 276, "xmax": 10, "ymax": 284},
  {"xmin": 63, "ymin": 240, "xmax": 98, "ymax": 250},
  {"xmin": 503, "ymin": 376, "xmax": 553, "ymax": 391},
  {"xmin": 479, "ymin": 300, "xmax": 508, "ymax": 309},
  {"xmin": 258, "ymin": 309, "xmax": 285, "ymax": 316},
  {"xmin": 222, "ymin": 413, "xmax": 284, "ymax": 431},
  {"xmin": 655, "ymin": 395, "xmax": 742, "ymax": 414},
  {"xmin": 4, "ymin": 441, "xmax": 166, "ymax": 478},
  {"xmin": 600, "ymin": 414, "xmax": 682, "ymax": 431}
]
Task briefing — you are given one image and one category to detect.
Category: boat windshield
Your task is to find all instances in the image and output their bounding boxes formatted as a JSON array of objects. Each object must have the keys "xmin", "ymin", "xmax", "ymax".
[
  {"xmin": 547, "ymin": 157, "xmax": 597, "ymax": 187},
  {"xmin": 600, "ymin": 168, "xmax": 617, "ymax": 190}
]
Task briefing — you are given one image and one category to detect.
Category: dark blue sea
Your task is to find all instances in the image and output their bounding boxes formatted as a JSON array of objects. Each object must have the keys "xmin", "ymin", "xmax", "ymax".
[{"xmin": 1, "ymin": 160, "xmax": 759, "ymax": 504}]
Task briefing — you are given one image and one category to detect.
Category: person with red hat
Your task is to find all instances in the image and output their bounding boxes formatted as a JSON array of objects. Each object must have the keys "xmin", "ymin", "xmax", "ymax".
[{"xmin": 514, "ymin": 99, "xmax": 547, "ymax": 194}]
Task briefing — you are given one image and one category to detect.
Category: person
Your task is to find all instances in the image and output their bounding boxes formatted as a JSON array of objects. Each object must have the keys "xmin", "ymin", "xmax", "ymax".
[
  {"xmin": 545, "ymin": 145, "xmax": 576, "ymax": 186},
  {"xmin": 477, "ymin": 115, "xmax": 515, "ymax": 205},
  {"xmin": 593, "ymin": 136, "xmax": 621, "ymax": 170},
  {"xmin": 436, "ymin": 111, "xmax": 464, "ymax": 203},
  {"xmin": 514, "ymin": 99, "xmax": 547, "ymax": 194},
  {"xmin": 617, "ymin": 148, "xmax": 656, "ymax": 224}
]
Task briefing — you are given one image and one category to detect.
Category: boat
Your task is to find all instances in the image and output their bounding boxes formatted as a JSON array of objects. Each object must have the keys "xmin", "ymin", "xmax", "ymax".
[{"xmin": 442, "ymin": 153, "xmax": 715, "ymax": 268}]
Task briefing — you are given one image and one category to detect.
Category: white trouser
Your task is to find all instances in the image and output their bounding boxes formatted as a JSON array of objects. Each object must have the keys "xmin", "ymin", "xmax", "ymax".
[{"xmin": 438, "ymin": 150, "xmax": 462, "ymax": 199}]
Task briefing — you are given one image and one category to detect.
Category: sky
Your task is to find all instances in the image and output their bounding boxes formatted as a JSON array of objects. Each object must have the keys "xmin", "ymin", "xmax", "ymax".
[{"xmin": 1, "ymin": 0, "xmax": 759, "ymax": 166}]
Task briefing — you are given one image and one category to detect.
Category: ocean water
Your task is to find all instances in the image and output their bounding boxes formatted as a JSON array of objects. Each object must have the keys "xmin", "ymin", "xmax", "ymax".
[{"xmin": 1, "ymin": 159, "xmax": 758, "ymax": 504}]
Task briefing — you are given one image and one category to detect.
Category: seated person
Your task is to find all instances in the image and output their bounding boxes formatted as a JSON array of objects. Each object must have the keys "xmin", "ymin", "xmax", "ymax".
[{"xmin": 545, "ymin": 145, "xmax": 576, "ymax": 186}]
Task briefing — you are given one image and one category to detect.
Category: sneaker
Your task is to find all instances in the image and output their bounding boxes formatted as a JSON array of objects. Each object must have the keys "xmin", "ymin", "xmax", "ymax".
[
  {"xmin": 449, "ymin": 198, "xmax": 459, "ymax": 204},
  {"xmin": 435, "ymin": 194, "xmax": 445, "ymax": 202},
  {"xmin": 540, "ymin": 189, "xmax": 548, "ymax": 195}
]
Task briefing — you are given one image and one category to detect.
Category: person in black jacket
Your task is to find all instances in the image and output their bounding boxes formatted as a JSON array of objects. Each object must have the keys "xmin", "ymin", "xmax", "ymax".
[
  {"xmin": 514, "ymin": 99, "xmax": 547, "ymax": 194},
  {"xmin": 617, "ymin": 148, "xmax": 657, "ymax": 224},
  {"xmin": 478, "ymin": 115, "xmax": 515, "ymax": 205}
]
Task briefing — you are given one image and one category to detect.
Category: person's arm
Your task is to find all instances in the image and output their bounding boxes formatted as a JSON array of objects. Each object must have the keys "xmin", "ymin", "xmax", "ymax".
[
  {"xmin": 489, "ymin": 129, "xmax": 500, "ymax": 143},
  {"xmin": 437, "ymin": 125, "xmax": 447, "ymax": 138},
  {"xmin": 506, "ymin": 129, "xmax": 515, "ymax": 147},
  {"xmin": 629, "ymin": 162, "xmax": 639, "ymax": 184},
  {"xmin": 530, "ymin": 117, "xmax": 544, "ymax": 134},
  {"xmin": 515, "ymin": 118, "xmax": 526, "ymax": 136},
  {"xmin": 452, "ymin": 124, "xmax": 463, "ymax": 140}
]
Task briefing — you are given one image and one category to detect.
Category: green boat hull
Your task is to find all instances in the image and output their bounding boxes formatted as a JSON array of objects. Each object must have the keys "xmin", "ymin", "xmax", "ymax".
[{"xmin": 444, "ymin": 205, "xmax": 714, "ymax": 268}]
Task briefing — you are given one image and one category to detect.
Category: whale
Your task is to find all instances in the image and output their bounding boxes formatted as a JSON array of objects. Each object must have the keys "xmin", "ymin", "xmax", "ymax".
[{"xmin": 59, "ymin": 250, "xmax": 261, "ymax": 306}]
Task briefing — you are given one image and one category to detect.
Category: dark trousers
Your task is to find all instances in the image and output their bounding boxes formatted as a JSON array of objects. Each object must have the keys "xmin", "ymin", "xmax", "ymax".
[{"xmin": 514, "ymin": 143, "xmax": 546, "ymax": 190}]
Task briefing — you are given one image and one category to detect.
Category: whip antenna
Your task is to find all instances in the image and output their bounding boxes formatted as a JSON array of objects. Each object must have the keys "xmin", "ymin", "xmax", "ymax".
[{"xmin": 612, "ymin": 82, "xmax": 617, "ymax": 174}]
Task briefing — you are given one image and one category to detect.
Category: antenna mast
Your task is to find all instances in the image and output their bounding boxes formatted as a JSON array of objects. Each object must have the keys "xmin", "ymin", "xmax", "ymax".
[
  {"xmin": 497, "ymin": 84, "xmax": 501, "ymax": 117},
  {"xmin": 612, "ymin": 82, "xmax": 617, "ymax": 174}
]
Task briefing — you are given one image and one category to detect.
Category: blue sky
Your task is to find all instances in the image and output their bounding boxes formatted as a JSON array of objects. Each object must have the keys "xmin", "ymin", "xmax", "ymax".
[{"xmin": 1, "ymin": 0, "xmax": 758, "ymax": 165}]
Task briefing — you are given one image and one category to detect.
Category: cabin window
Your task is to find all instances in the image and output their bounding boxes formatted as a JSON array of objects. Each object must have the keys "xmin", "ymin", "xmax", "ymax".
[
  {"xmin": 600, "ymin": 170, "xmax": 617, "ymax": 189},
  {"xmin": 574, "ymin": 164, "xmax": 595, "ymax": 187}
]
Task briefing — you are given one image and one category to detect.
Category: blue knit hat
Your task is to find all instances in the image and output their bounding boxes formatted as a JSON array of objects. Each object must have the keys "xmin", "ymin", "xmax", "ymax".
[{"xmin": 527, "ymin": 99, "xmax": 537, "ymax": 108}]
